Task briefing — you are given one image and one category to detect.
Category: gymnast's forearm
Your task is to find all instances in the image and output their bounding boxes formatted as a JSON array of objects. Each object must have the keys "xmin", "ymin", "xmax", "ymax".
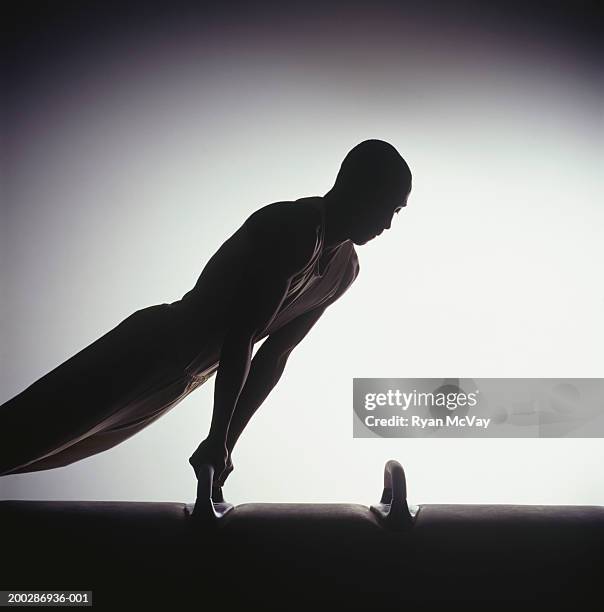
[
  {"xmin": 206, "ymin": 331, "xmax": 254, "ymax": 449},
  {"xmin": 226, "ymin": 344, "xmax": 289, "ymax": 453}
]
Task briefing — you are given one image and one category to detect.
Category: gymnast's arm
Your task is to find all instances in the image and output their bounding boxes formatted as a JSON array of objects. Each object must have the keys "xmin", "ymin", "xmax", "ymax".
[
  {"xmin": 223, "ymin": 303, "xmax": 330, "ymax": 455},
  {"xmin": 199, "ymin": 212, "xmax": 319, "ymax": 468},
  {"xmin": 224, "ymin": 254, "xmax": 361, "ymax": 463}
]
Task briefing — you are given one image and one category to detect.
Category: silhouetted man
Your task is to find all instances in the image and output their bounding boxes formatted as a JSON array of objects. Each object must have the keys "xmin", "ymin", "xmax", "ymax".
[{"xmin": 0, "ymin": 139, "xmax": 412, "ymax": 499}]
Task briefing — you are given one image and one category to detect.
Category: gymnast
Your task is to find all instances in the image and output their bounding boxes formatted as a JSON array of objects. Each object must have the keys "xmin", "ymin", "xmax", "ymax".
[{"xmin": 0, "ymin": 139, "xmax": 412, "ymax": 502}]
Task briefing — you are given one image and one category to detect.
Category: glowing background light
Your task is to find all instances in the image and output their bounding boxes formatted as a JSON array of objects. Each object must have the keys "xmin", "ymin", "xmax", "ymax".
[{"xmin": 1, "ymin": 1, "xmax": 602, "ymax": 504}]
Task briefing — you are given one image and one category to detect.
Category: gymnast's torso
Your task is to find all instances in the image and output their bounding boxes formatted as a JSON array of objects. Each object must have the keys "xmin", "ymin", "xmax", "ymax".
[{"xmin": 163, "ymin": 196, "xmax": 358, "ymax": 384}]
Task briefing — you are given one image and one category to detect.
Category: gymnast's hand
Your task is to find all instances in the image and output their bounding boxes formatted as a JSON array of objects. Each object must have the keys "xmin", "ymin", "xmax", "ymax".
[
  {"xmin": 214, "ymin": 454, "xmax": 234, "ymax": 488},
  {"xmin": 188, "ymin": 439, "xmax": 230, "ymax": 487}
]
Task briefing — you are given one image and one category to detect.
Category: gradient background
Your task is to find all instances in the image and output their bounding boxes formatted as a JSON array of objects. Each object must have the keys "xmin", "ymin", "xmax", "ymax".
[{"xmin": 1, "ymin": 0, "xmax": 602, "ymax": 505}]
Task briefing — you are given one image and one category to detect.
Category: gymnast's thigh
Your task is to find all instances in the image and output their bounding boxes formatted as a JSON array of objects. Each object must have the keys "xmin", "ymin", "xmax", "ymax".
[
  {"xmin": 0, "ymin": 315, "xmax": 168, "ymax": 462},
  {"xmin": 0, "ymin": 305, "xmax": 171, "ymax": 420}
]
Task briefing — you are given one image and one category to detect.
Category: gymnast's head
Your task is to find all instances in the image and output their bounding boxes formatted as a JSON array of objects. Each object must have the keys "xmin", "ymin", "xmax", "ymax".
[{"xmin": 324, "ymin": 139, "xmax": 412, "ymax": 245}]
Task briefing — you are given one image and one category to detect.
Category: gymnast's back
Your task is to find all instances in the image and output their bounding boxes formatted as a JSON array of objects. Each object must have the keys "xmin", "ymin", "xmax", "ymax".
[{"xmin": 171, "ymin": 197, "xmax": 321, "ymax": 342}]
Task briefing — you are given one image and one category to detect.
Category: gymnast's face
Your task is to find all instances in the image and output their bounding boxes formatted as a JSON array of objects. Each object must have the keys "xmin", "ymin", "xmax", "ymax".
[{"xmin": 350, "ymin": 185, "xmax": 411, "ymax": 245}]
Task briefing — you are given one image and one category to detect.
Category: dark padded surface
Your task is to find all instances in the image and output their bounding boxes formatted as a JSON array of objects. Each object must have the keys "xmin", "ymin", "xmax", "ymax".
[{"xmin": 2, "ymin": 500, "xmax": 602, "ymax": 607}]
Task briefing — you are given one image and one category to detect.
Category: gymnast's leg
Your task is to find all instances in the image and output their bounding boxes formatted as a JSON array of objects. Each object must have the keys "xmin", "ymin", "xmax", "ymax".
[
  {"xmin": 0, "ymin": 306, "xmax": 175, "ymax": 476},
  {"xmin": 2, "ymin": 417, "xmax": 155, "ymax": 475}
]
